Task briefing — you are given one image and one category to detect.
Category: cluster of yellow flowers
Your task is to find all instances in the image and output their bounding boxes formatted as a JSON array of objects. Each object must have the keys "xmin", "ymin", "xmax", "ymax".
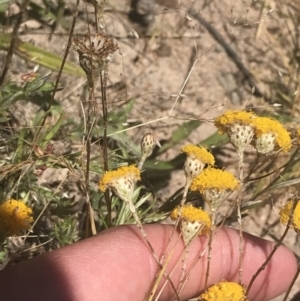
[
  {"xmin": 214, "ymin": 110, "xmax": 300, "ymax": 233},
  {"xmin": 0, "ymin": 199, "xmax": 33, "ymax": 236},
  {"xmin": 180, "ymin": 144, "xmax": 239, "ymax": 214},
  {"xmin": 163, "ymin": 143, "xmax": 239, "ymax": 257},
  {"xmin": 96, "ymin": 110, "xmax": 299, "ymax": 301},
  {"xmin": 214, "ymin": 110, "xmax": 291, "ymax": 154}
]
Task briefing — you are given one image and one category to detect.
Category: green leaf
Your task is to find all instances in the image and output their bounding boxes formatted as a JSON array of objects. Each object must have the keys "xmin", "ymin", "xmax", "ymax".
[
  {"xmin": 15, "ymin": 129, "xmax": 27, "ymax": 163},
  {"xmin": 0, "ymin": 0, "xmax": 8, "ymax": 12},
  {"xmin": 111, "ymin": 131, "xmax": 141, "ymax": 157},
  {"xmin": 1, "ymin": 90, "xmax": 24, "ymax": 108},
  {"xmin": 158, "ymin": 120, "xmax": 202, "ymax": 154},
  {"xmin": 143, "ymin": 158, "xmax": 180, "ymax": 172},
  {"xmin": 200, "ymin": 130, "xmax": 229, "ymax": 148},
  {"xmin": 92, "ymin": 100, "xmax": 140, "ymax": 156},
  {"xmin": 40, "ymin": 111, "xmax": 63, "ymax": 147}
]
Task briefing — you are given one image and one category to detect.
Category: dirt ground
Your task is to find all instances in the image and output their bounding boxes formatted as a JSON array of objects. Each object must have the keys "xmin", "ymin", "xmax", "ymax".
[{"xmin": 2, "ymin": 0, "xmax": 300, "ymax": 300}]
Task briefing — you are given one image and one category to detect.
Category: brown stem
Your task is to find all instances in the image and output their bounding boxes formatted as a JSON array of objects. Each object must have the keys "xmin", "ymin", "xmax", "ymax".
[
  {"xmin": 282, "ymin": 262, "xmax": 300, "ymax": 301},
  {"xmin": 204, "ymin": 214, "xmax": 214, "ymax": 289},
  {"xmin": 237, "ymin": 150, "xmax": 244, "ymax": 284},
  {"xmin": 100, "ymin": 65, "xmax": 112, "ymax": 227}
]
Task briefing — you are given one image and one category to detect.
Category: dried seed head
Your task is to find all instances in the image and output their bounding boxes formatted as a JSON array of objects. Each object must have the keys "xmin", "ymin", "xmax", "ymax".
[
  {"xmin": 73, "ymin": 33, "xmax": 118, "ymax": 60},
  {"xmin": 73, "ymin": 33, "xmax": 118, "ymax": 77}
]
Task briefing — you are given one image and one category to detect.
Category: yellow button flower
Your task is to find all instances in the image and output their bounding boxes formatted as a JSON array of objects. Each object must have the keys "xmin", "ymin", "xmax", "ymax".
[
  {"xmin": 214, "ymin": 110, "xmax": 256, "ymax": 154},
  {"xmin": 170, "ymin": 205, "xmax": 211, "ymax": 245},
  {"xmin": 182, "ymin": 145, "xmax": 215, "ymax": 165},
  {"xmin": 190, "ymin": 168, "xmax": 239, "ymax": 211},
  {"xmin": 190, "ymin": 167, "xmax": 239, "ymax": 193},
  {"xmin": 0, "ymin": 199, "xmax": 33, "ymax": 236},
  {"xmin": 279, "ymin": 199, "xmax": 300, "ymax": 233},
  {"xmin": 252, "ymin": 116, "xmax": 291, "ymax": 153},
  {"xmin": 182, "ymin": 145, "xmax": 215, "ymax": 181},
  {"xmin": 199, "ymin": 281, "xmax": 247, "ymax": 301},
  {"xmin": 214, "ymin": 110, "xmax": 256, "ymax": 134},
  {"xmin": 99, "ymin": 165, "xmax": 141, "ymax": 202},
  {"xmin": 170, "ymin": 204, "xmax": 211, "ymax": 224}
]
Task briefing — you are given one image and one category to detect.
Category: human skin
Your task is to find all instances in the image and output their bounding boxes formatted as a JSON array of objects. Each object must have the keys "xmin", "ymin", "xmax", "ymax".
[{"xmin": 0, "ymin": 224, "xmax": 296, "ymax": 301}]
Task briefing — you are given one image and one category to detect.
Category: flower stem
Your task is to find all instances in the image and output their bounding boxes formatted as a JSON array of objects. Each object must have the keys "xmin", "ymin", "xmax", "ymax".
[
  {"xmin": 246, "ymin": 200, "xmax": 297, "ymax": 295},
  {"xmin": 237, "ymin": 149, "xmax": 245, "ymax": 284},
  {"xmin": 123, "ymin": 197, "xmax": 180, "ymax": 301},
  {"xmin": 204, "ymin": 213, "xmax": 215, "ymax": 289}
]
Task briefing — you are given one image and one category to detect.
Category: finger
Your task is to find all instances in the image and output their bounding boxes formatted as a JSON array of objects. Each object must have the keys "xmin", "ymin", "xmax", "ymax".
[{"xmin": 0, "ymin": 225, "xmax": 296, "ymax": 301}]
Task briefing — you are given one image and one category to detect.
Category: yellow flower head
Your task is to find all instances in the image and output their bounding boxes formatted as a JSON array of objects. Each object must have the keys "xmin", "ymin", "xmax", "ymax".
[
  {"xmin": 252, "ymin": 117, "xmax": 291, "ymax": 153},
  {"xmin": 214, "ymin": 110, "xmax": 256, "ymax": 134},
  {"xmin": 170, "ymin": 205, "xmax": 211, "ymax": 227},
  {"xmin": 182, "ymin": 145, "xmax": 215, "ymax": 181},
  {"xmin": 99, "ymin": 165, "xmax": 141, "ymax": 192},
  {"xmin": 182, "ymin": 145, "xmax": 215, "ymax": 165},
  {"xmin": 279, "ymin": 200, "xmax": 300, "ymax": 233},
  {"xmin": 99, "ymin": 165, "xmax": 141, "ymax": 201},
  {"xmin": 170, "ymin": 205, "xmax": 211, "ymax": 244},
  {"xmin": 199, "ymin": 281, "xmax": 247, "ymax": 301},
  {"xmin": 0, "ymin": 199, "xmax": 33, "ymax": 236},
  {"xmin": 214, "ymin": 110, "xmax": 256, "ymax": 153},
  {"xmin": 190, "ymin": 168, "xmax": 239, "ymax": 193}
]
